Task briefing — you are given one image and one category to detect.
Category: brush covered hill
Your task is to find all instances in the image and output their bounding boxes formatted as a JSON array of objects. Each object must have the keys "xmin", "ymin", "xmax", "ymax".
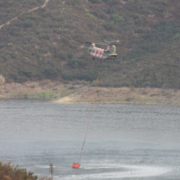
[{"xmin": 0, "ymin": 0, "xmax": 180, "ymax": 88}]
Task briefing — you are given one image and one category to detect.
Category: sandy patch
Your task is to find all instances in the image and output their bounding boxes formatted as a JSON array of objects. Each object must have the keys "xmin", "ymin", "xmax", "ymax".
[{"xmin": 54, "ymin": 96, "xmax": 73, "ymax": 103}]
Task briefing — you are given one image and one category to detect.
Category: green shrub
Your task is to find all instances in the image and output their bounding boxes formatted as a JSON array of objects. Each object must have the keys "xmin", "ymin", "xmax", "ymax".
[
  {"xmin": 0, "ymin": 74, "xmax": 5, "ymax": 85},
  {"xmin": 110, "ymin": 14, "xmax": 124, "ymax": 23},
  {"xmin": 31, "ymin": 84, "xmax": 36, "ymax": 88},
  {"xmin": 173, "ymin": 34, "xmax": 180, "ymax": 40},
  {"xmin": 44, "ymin": 90, "xmax": 50, "ymax": 99},
  {"xmin": 103, "ymin": 22, "xmax": 116, "ymax": 31},
  {"xmin": 130, "ymin": 86, "xmax": 136, "ymax": 92},
  {"xmin": 92, "ymin": 9, "xmax": 107, "ymax": 19},
  {"xmin": 62, "ymin": 72, "xmax": 73, "ymax": 81},
  {"xmin": 69, "ymin": 59, "xmax": 86, "ymax": 69},
  {"xmin": 85, "ymin": 13, "xmax": 97, "ymax": 19}
]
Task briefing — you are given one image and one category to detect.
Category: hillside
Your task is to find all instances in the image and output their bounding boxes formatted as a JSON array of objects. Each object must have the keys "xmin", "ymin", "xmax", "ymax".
[{"xmin": 0, "ymin": 0, "xmax": 180, "ymax": 88}]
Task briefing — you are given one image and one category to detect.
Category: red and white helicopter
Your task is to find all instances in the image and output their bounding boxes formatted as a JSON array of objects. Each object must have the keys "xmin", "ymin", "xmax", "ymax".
[{"xmin": 86, "ymin": 39, "xmax": 119, "ymax": 61}]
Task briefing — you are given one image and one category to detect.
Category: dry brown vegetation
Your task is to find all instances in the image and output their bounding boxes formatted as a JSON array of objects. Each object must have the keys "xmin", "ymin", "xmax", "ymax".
[
  {"xmin": 54, "ymin": 85, "xmax": 180, "ymax": 105},
  {"xmin": 0, "ymin": 80, "xmax": 179, "ymax": 105},
  {"xmin": 0, "ymin": 162, "xmax": 37, "ymax": 180},
  {"xmin": 0, "ymin": 161, "xmax": 51, "ymax": 180}
]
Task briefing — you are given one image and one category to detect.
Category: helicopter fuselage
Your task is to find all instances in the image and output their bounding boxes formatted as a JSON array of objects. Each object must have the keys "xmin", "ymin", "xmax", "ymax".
[{"xmin": 88, "ymin": 44, "xmax": 117, "ymax": 60}]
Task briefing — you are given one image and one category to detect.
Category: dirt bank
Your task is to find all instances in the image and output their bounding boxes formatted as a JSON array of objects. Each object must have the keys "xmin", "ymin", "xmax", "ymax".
[
  {"xmin": 1, "ymin": 80, "xmax": 180, "ymax": 105},
  {"xmin": 54, "ymin": 86, "xmax": 180, "ymax": 105}
]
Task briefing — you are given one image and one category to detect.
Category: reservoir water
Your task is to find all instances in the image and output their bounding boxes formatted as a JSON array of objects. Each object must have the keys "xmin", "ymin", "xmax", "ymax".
[{"xmin": 0, "ymin": 99, "xmax": 180, "ymax": 179}]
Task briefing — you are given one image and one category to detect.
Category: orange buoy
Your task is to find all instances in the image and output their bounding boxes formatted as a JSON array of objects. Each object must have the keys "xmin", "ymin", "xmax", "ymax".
[{"xmin": 72, "ymin": 163, "xmax": 80, "ymax": 169}]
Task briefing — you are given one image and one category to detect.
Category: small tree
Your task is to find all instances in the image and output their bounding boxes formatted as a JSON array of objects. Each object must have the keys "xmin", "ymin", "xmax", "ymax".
[{"xmin": 0, "ymin": 74, "xmax": 5, "ymax": 85}]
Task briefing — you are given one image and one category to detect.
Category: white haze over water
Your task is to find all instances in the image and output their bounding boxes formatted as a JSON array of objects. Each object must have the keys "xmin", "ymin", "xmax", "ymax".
[{"xmin": 61, "ymin": 164, "xmax": 171, "ymax": 180}]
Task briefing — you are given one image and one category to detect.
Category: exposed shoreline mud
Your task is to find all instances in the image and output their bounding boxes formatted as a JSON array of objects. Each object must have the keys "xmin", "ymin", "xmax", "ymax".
[{"xmin": 0, "ymin": 80, "xmax": 180, "ymax": 105}]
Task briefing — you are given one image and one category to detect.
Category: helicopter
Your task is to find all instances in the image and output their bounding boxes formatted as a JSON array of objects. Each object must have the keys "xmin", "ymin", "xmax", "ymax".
[{"xmin": 85, "ymin": 39, "xmax": 119, "ymax": 61}]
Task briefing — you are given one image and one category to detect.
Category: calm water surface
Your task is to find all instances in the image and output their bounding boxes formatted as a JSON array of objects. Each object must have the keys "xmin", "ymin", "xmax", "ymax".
[{"xmin": 0, "ymin": 99, "xmax": 180, "ymax": 179}]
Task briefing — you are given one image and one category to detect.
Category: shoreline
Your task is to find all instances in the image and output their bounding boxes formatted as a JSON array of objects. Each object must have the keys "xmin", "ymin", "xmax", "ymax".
[{"xmin": 0, "ymin": 80, "xmax": 180, "ymax": 106}]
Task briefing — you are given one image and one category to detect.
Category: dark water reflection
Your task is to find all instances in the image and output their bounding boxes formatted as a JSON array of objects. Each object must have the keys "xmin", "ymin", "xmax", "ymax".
[{"xmin": 0, "ymin": 99, "xmax": 180, "ymax": 179}]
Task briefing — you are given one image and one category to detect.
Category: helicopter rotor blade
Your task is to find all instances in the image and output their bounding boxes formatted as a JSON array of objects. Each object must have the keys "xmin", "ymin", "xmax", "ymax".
[
  {"xmin": 84, "ymin": 41, "xmax": 108, "ymax": 46},
  {"xmin": 103, "ymin": 39, "xmax": 119, "ymax": 45},
  {"xmin": 95, "ymin": 43, "xmax": 108, "ymax": 46},
  {"xmin": 84, "ymin": 40, "xmax": 119, "ymax": 46}
]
